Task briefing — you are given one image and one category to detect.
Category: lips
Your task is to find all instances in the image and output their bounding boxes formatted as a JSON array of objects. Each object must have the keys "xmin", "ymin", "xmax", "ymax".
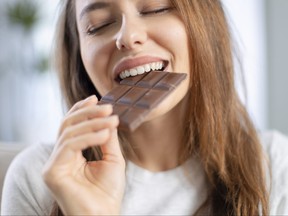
[{"xmin": 113, "ymin": 56, "xmax": 168, "ymax": 81}]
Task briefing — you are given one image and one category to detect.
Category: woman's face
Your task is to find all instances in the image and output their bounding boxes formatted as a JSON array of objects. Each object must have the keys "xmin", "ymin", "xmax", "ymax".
[{"xmin": 75, "ymin": 0, "xmax": 190, "ymax": 119}]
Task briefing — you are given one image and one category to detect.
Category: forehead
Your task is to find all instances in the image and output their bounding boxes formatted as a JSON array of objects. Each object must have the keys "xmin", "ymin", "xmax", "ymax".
[
  {"xmin": 75, "ymin": 0, "xmax": 171, "ymax": 19},
  {"xmin": 75, "ymin": 0, "xmax": 126, "ymax": 20},
  {"xmin": 75, "ymin": 0, "xmax": 135, "ymax": 11}
]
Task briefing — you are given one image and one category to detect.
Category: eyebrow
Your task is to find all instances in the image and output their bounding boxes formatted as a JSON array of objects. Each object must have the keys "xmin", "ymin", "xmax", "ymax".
[{"xmin": 79, "ymin": 2, "xmax": 110, "ymax": 19}]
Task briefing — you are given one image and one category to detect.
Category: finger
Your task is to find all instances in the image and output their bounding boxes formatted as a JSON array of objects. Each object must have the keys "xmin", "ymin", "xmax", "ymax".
[
  {"xmin": 58, "ymin": 115, "xmax": 119, "ymax": 146},
  {"xmin": 100, "ymin": 129, "xmax": 125, "ymax": 165},
  {"xmin": 68, "ymin": 104, "xmax": 113, "ymax": 124},
  {"xmin": 59, "ymin": 104, "xmax": 113, "ymax": 136},
  {"xmin": 43, "ymin": 129, "xmax": 111, "ymax": 183},
  {"xmin": 67, "ymin": 95, "xmax": 98, "ymax": 115},
  {"xmin": 61, "ymin": 129, "xmax": 111, "ymax": 152}
]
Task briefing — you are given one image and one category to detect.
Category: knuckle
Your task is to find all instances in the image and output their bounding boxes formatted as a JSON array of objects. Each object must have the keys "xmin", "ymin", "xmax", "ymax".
[
  {"xmin": 62, "ymin": 127, "xmax": 73, "ymax": 139},
  {"xmin": 61, "ymin": 139, "xmax": 71, "ymax": 151},
  {"xmin": 57, "ymin": 123, "xmax": 74, "ymax": 145},
  {"xmin": 62, "ymin": 115, "xmax": 72, "ymax": 126},
  {"xmin": 96, "ymin": 129, "xmax": 110, "ymax": 143},
  {"xmin": 91, "ymin": 119, "xmax": 108, "ymax": 130},
  {"xmin": 64, "ymin": 137, "xmax": 72, "ymax": 146},
  {"xmin": 73, "ymin": 100, "xmax": 84, "ymax": 109},
  {"xmin": 59, "ymin": 116, "xmax": 71, "ymax": 134},
  {"xmin": 57, "ymin": 133, "xmax": 67, "ymax": 147}
]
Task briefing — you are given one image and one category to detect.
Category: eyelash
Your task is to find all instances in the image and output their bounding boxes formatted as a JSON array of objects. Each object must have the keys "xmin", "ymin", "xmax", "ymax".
[
  {"xmin": 85, "ymin": 7, "xmax": 174, "ymax": 36},
  {"xmin": 86, "ymin": 21, "xmax": 114, "ymax": 36},
  {"xmin": 141, "ymin": 7, "xmax": 174, "ymax": 16}
]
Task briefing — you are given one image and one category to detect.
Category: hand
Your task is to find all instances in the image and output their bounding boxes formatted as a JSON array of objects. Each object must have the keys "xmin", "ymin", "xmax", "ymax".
[{"xmin": 42, "ymin": 95, "xmax": 126, "ymax": 215}]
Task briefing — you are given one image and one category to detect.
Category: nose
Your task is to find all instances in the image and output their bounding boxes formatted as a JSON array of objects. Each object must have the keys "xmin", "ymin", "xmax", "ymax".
[{"xmin": 116, "ymin": 16, "xmax": 147, "ymax": 51}]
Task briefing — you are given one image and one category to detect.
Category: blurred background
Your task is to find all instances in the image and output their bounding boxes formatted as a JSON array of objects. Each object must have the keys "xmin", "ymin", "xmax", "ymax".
[{"xmin": 0, "ymin": 0, "xmax": 287, "ymax": 145}]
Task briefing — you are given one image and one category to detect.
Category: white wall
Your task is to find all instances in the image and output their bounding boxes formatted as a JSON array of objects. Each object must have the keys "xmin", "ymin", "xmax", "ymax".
[
  {"xmin": 0, "ymin": 0, "xmax": 63, "ymax": 144},
  {"xmin": 221, "ymin": 0, "xmax": 268, "ymax": 132},
  {"xmin": 266, "ymin": 0, "xmax": 288, "ymax": 135}
]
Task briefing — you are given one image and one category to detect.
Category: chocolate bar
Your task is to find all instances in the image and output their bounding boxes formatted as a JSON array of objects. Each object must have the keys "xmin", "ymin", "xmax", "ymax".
[{"xmin": 100, "ymin": 71, "xmax": 187, "ymax": 131}]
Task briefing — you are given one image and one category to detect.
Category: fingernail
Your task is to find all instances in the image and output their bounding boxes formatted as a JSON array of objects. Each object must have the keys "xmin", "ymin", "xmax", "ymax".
[{"xmin": 100, "ymin": 104, "xmax": 113, "ymax": 110}]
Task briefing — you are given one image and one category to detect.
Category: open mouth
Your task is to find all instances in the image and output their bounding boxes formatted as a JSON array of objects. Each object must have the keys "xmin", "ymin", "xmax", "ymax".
[{"xmin": 116, "ymin": 61, "xmax": 168, "ymax": 82}]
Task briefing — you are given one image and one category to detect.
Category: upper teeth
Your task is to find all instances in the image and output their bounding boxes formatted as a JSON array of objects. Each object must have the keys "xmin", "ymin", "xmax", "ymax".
[{"xmin": 119, "ymin": 61, "xmax": 164, "ymax": 79}]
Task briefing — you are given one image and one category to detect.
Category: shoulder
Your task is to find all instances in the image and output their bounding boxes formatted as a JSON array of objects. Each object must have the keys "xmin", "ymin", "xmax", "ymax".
[
  {"xmin": 13, "ymin": 142, "xmax": 54, "ymax": 169},
  {"xmin": 7, "ymin": 142, "xmax": 54, "ymax": 182},
  {"xmin": 259, "ymin": 130, "xmax": 288, "ymax": 169},
  {"xmin": 259, "ymin": 130, "xmax": 288, "ymax": 150},
  {"xmin": 259, "ymin": 130, "xmax": 288, "ymax": 214},
  {"xmin": 1, "ymin": 143, "xmax": 54, "ymax": 215}
]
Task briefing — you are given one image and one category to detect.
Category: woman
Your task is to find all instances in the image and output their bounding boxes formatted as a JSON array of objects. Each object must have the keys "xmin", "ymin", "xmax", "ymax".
[{"xmin": 2, "ymin": 0, "xmax": 288, "ymax": 215}]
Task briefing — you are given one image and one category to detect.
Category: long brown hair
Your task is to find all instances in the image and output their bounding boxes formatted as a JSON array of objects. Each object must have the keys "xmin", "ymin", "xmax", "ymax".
[{"xmin": 51, "ymin": 0, "xmax": 269, "ymax": 215}]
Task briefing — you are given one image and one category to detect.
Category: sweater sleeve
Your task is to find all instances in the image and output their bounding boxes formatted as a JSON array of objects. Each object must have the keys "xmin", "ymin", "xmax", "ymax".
[
  {"xmin": 260, "ymin": 131, "xmax": 288, "ymax": 215},
  {"xmin": 1, "ymin": 143, "xmax": 55, "ymax": 215}
]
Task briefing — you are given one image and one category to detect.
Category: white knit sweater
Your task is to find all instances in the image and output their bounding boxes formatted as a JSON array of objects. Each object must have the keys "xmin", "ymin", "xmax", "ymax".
[{"xmin": 1, "ymin": 131, "xmax": 288, "ymax": 215}]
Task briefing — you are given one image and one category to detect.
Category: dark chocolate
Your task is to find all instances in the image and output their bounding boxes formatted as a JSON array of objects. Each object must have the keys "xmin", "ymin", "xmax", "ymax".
[{"xmin": 100, "ymin": 71, "xmax": 187, "ymax": 131}]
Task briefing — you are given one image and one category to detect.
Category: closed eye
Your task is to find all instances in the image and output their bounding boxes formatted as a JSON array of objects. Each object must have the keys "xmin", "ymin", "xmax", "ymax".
[
  {"xmin": 140, "ymin": 7, "xmax": 174, "ymax": 16},
  {"xmin": 86, "ymin": 21, "xmax": 115, "ymax": 35}
]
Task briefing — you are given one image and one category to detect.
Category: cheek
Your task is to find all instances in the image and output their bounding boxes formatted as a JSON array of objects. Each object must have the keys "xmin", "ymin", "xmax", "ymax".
[
  {"xmin": 80, "ymin": 38, "xmax": 114, "ymax": 95},
  {"xmin": 152, "ymin": 17, "xmax": 190, "ymax": 71},
  {"xmin": 164, "ymin": 27, "xmax": 188, "ymax": 53}
]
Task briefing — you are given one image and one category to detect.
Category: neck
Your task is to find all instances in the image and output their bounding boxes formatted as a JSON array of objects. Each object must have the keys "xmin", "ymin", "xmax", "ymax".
[{"xmin": 123, "ymin": 96, "xmax": 189, "ymax": 172}]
